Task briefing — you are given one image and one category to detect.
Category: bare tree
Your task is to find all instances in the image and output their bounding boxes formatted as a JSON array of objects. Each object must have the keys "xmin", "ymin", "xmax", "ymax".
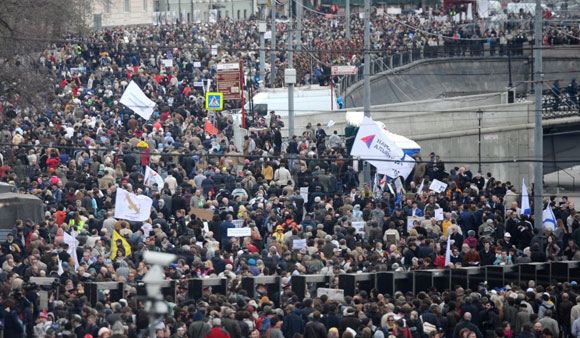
[{"xmin": 0, "ymin": 0, "xmax": 86, "ymax": 107}]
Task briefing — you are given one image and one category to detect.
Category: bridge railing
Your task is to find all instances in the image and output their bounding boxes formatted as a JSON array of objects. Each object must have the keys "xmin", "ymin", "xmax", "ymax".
[{"xmin": 338, "ymin": 43, "xmax": 530, "ymax": 98}]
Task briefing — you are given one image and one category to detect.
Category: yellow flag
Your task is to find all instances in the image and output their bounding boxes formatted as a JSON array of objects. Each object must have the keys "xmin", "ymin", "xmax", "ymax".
[{"xmin": 111, "ymin": 230, "xmax": 132, "ymax": 260}]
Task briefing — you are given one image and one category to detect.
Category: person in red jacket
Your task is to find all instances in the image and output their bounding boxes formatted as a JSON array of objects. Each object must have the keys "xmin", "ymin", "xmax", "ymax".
[
  {"xmin": 46, "ymin": 152, "xmax": 61, "ymax": 173},
  {"xmin": 207, "ymin": 318, "xmax": 231, "ymax": 338}
]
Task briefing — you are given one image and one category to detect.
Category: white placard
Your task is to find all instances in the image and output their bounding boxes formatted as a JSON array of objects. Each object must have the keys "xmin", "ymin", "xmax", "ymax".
[
  {"xmin": 300, "ymin": 187, "xmax": 309, "ymax": 203},
  {"xmin": 211, "ymin": 45, "xmax": 218, "ymax": 56},
  {"xmin": 162, "ymin": 59, "xmax": 173, "ymax": 67},
  {"xmin": 232, "ymin": 219, "xmax": 245, "ymax": 228},
  {"xmin": 193, "ymin": 61, "xmax": 201, "ymax": 68},
  {"xmin": 351, "ymin": 221, "xmax": 366, "ymax": 235},
  {"xmin": 429, "ymin": 179, "xmax": 448, "ymax": 193},
  {"xmin": 435, "ymin": 208, "xmax": 444, "ymax": 221},
  {"xmin": 227, "ymin": 227, "xmax": 251, "ymax": 237},
  {"xmin": 264, "ymin": 31, "xmax": 272, "ymax": 40},
  {"xmin": 407, "ymin": 216, "xmax": 425, "ymax": 233},
  {"xmin": 292, "ymin": 239, "xmax": 307, "ymax": 250},
  {"xmin": 317, "ymin": 288, "xmax": 345, "ymax": 301}
]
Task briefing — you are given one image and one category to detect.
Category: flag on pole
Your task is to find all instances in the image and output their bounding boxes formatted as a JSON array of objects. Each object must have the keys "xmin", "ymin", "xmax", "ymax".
[
  {"xmin": 520, "ymin": 178, "xmax": 531, "ymax": 216},
  {"xmin": 63, "ymin": 231, "xmax": 79, "ymax": 270},
  {"xmin": 395, "ymin": 191, "xmax": 402, "ymax": 208},
  {"xmin": 114, "ymin": 187, "xmax": 153, "ymax": 222},
  {"xmin": 542, "ymin": 202, "xmax": 557, "ymax": 231},
  {"xmin": 57, "ymin": 258, "xmax": 64, "ymax": 275},
  {"xmin": 350, "ymin": 116, "xmax": 415, "ymax": 179},
  {"xmin": 120, "ymin": 81, "xmax": 156, "ymax": 120},
  {"xmin": 144, "ymin": 166, "xmax": 165, "ymax": 189},
  {"xmin": 111, "ymin": 230, "xmax": 132, "ymax": 260},
  {"xmin": 417, "ymin": 179, "xmax": 424, "ymax": 194},
  {"xmin": 444, "ymin": 235, "xmax": 452, "ymax": 267}
]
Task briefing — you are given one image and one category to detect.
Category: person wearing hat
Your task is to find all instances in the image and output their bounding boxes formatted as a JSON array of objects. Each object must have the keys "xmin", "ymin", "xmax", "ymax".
[
  {"xmin": 34, "ymin": 310, "xmax": 52, "ymax": 337},
  {"xmin": 98, "ymin": 327, "xmax": 112, "ymax": 338}
]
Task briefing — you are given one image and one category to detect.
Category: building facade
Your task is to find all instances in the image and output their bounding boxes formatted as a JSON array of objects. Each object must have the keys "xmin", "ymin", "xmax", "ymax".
[
  {"xmin": 90, "ymin": 0, "xmax": 155, "ymax": 28},
  {"xmin": 156, "ymin": 0, "xmax": 255, "ymax": 23}
]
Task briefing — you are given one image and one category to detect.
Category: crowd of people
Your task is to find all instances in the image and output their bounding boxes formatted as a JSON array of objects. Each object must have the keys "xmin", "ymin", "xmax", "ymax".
[{"xmin": 0, "ymin": 7, "xmax": 580, "ymax": 338}]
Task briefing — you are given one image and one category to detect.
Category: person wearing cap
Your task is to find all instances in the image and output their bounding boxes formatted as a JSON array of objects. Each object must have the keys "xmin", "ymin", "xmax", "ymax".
[{"xmin": 499, "ymin": 232, "xmax": 515, "ymax": 251}]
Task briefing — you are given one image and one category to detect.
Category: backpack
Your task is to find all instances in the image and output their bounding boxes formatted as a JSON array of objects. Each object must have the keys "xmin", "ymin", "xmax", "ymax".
[{"xmin": 257, "ymin": 315, "xmax": 271, "ymax": 336}]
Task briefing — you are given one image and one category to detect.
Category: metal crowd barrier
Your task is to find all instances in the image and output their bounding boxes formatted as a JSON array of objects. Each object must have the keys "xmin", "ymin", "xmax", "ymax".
[
  {"xmin": 291, "ymin": 274, "xmax": 331, "ymax": 299},
  {"xmin": 38, "ymin": 261, "xmax": 579, "ymax": 306}
]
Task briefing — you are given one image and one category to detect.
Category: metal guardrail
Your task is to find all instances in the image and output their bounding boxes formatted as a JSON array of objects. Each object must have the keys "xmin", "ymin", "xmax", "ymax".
[{"xmin": 338, "ymin": 43, "xmax": 528, "ymax": 98}]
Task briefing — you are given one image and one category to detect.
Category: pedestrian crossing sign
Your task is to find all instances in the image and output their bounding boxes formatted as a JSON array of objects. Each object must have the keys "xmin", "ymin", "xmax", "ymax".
[{"xmin": 205, "ymin": 92, "xmax": 223, "ymax": 110}]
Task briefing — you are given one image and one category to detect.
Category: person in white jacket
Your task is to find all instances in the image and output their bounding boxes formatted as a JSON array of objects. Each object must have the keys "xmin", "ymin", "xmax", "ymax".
[
  {"xmin": 274, "ymin": 163, "xmax": 292, "ymax": 187},
  {"xmin": 572, "ymin": 316, "xmax": 580, "ymax": 338}
]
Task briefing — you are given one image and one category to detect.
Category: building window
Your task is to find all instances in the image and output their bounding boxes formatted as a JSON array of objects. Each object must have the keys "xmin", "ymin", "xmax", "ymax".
[
  {"xmin": 243, "ymin": 9, "xmax": 247, "ymax": 19},
  {"xmin": 124, "ymin": 0, "xmax": 131, "ymax": 12},
  {"xmin": 237, "ymin": 10, "xmax": 240, "ymax": 19},
  {"xmin": 225, "ymin": 10, "xmax": 229, "ymax": 18},
  {"xmin": 105, "ymin": 0, "xmax": 112, "ymax": 13},
  {"xmin": 143, "ymin": 0, "xmax": 148, "ymax": 11}
]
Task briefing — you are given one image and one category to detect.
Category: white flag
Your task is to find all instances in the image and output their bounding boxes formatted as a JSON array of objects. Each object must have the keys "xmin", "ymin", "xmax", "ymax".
[
  {"xmin": 350, "ymin": 116, "xmax": 415, "ymax": 179},
  {"xmin": 144, "ymin": 166, "xmax": 165, "ymax": 189},
  {"xmin": 120, "ymin": 81, "xmax": 156, "ymax": 120},
  {"xmin": 444, "ymin": 235, "xmax": 452, "ymax": 267},
  {"xmin": 520, "ymin": 178, "xmax": 531, "ymax": 216},
  {"xmin": 114, "ymin": 187, "xmax": 153, "ymax": 222},
  {"xmin": 63, "ymin": 231, "xmax": 79, "ymax": 270},
  {"xmin": 417, "ymin": 179, "xmax": 425, "ymax": 194},
  {"xmin": 57, "ymin": 258, "xmax": 64, "ymax": 275},
  {"xmin": 542, "ymin": 203, "xmax": 557, "ymax": 231}
]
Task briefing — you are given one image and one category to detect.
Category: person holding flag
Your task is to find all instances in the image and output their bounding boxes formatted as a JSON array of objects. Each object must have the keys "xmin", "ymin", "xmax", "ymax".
[
  {"xmin": 111, "ymin": 230, "xmax": 132, "ymax": 260},
  {"xmin": 543, "ymin": 201, "xmax": 557, "ymax": 231},
  {"xmin": 520, "ymin": 178, "xmax": 531, "ymax": 217}
]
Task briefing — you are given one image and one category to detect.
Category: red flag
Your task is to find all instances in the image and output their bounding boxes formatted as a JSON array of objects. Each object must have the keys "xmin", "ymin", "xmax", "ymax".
[{"xmin": 205, "ymin": 120, "xmax": 219, "ymax": 136}]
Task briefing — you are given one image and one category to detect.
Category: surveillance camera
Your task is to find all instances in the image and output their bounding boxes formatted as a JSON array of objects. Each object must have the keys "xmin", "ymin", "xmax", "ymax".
[{"xmin": 143, "ymin": 251, "xmax": 177, "ymax": 266}]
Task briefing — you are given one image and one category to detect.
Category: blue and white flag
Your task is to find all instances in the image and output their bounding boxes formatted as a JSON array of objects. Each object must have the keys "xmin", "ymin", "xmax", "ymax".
[
  {"xmin": 542, "ymin": 203, "xmax": 557, "ymax": 231},
  {"xmin": 350, "ymin": 116, "xmax": 415, "ymax": 179},
  {"xmin": 520, "ymin": 178, "xmax": 531, "ymax": 216}
]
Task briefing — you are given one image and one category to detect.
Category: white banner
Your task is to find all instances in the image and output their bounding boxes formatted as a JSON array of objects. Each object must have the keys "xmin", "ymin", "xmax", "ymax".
[
  {"xmin": 114, "ymin": 187, "xmax": 153, "ymax": 222},
  {"xmin": 350, "ymin": 116, "xmax": 415, "ymax": 179},
  {"xmin": 429, "ymin": 179, "xmax": 448, "ymax": 193},
  {"xmin": 351, "ymin": 221, "xmax": 365, "ymax": 235},
  {"xmin": 292, "ymin": 239, "xmax": 307, "ymax": 250},
  {"xmin": 435, "ymin": 208, "xmax": 444, "ymax": 221},
  {"xmin": 120, "ymin": 81, "xmax": 156, "ymax": 120},
  {"xmin": 144, "ymin": 166, "xmax": 164, "ymax": 189},
  {"xmin": 63, "ymin": 231, "xmax": 79, "ymax": 270},
  {"xmin": 300, "ymin": 187, "xmax": 309, "ymax": 203},
  {"xmin": 407, "ymin": 216, "xmax": 425, "ymax": 233},
  {"xmin": 161, "ymin": 59, "xmax": 173, "ymax": 67},
  {"xmin": 227, "ymin": 227, "xmax": 251, "ymax": 237},
  {"xmin": 232, "ymin": 219, "xmax": 245, "ymax": 228}
]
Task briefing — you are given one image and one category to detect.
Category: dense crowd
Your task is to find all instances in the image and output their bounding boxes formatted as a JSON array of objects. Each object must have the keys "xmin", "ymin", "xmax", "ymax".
[{"xmin": 0, "ymin": 8, "xmax": 580, "ymax": 338}]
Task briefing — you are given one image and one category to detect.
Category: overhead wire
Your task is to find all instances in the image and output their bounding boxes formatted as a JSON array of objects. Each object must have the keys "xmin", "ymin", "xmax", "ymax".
[{"xmin": 5, "ymin": 140, "xmax": 580, "ymax": 164}]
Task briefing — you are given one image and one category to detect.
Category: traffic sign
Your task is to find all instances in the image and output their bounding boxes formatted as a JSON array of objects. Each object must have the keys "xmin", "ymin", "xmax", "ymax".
[{"xmin": 205, "ymin": 92, "xmax": 223, "ymax": 110}]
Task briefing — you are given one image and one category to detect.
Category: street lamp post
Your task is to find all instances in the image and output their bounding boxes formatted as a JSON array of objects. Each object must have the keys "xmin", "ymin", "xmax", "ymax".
[{"xmin": 477, "ymin": 110, "xmax": 483, "ymax": 174}]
